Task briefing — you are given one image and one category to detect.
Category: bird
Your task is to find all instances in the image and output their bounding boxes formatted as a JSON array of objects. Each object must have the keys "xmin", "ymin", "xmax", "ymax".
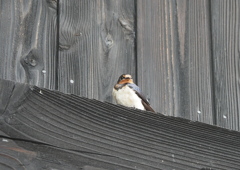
[{"xmin": 112, "ymin": 74, "xmax": 155, "ymax": 112}]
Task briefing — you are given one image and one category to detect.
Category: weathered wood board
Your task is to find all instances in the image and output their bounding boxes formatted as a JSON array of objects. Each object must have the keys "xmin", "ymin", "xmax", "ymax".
[
  {"xmin": 136, "ymin": 0, "xmax": 214, "ymax": 124},
  {"xmin": 211, "ymin": 0, "xmax": 240, "ymax": 130},
  {"xmin": 0, "ymin": 0, "xmax": 57, "ymax": 89},
  {"xmin": 0, "ymin": 0, "xmax": 240, "ymax": 131},
  {"xmin": 58, "ymin": 0, "xmax": 136, "ymax": 102}
]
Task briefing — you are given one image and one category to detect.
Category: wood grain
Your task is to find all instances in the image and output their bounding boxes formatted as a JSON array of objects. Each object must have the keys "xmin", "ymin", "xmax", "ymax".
[
  {"xmin": 211, "ymin": 0, "xmax": 240, "ymax": 130},
  {"xmin": 176, "ymin": 0, "xmax": 214, "ymax": 123},
  {"xmin": 0, "ymin": 0, "xmax": 240, "ymax": 132},
  {"xmin": 0, "ymin": 79, "xmax": 15, "ymax": 116},
  {"xmin": 58, "ymin": 0, "xmax": 136, "ymax": 102},
  {"xmin": 136, "ymin": 0, "xmax": 214, "ymax": 124},
  {"xmin": 0, "ymin": 0, "xmax": 57, "ymax": 89},
  {"xmin": 1, "ymin": 79, "xmax": 240, "ymax": 169},
  {"xmin": 0, "ymin": 131, "xmax": 91, "ymax": 170}
]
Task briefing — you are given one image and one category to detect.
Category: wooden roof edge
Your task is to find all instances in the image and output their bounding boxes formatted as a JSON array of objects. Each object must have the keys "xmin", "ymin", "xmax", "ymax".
[{"xmin": 1, "ymin": 78, "xmax": 240, "ymax": 170}]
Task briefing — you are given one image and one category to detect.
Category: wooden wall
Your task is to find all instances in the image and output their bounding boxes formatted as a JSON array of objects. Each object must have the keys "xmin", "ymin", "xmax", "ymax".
[{"xmin": 0, "ymin": 0, "xmax": 239, "ymax": 131}]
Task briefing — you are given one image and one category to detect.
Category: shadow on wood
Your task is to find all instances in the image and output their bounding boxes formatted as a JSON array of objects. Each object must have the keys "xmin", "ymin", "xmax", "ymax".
[{"xmin": 0, "ymin": 79, "xmax": 240, "ymax": 170}]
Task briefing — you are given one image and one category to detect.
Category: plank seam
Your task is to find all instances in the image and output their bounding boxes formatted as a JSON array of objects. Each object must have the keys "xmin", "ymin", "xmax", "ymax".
[
  {"xmin": 0, "ymin": 135, "xmax": 120, "ymax": 158},
  {"xmin": 208, "ymin": 0, "xmax": 217, "ymax": 126},
  {"xmin": 134, "ymin": 0, "xmax": 138, "ymax": 84},
  {"xmin": 55, "ymin": 0, "xmax": 60, "ymax": 90}
]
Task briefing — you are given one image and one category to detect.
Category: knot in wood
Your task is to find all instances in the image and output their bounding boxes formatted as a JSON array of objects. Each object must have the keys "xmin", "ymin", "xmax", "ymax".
[
  {"xmin": 119, "ymin": 18, "xmax": 133, "ymax": 32},
  {"xmin": 105, "ymin": 34, "xmax": 113, "ymax": 48},
  {"xmin": 24, "ymin": 57, "xmax": 37, "ymax": 67}
]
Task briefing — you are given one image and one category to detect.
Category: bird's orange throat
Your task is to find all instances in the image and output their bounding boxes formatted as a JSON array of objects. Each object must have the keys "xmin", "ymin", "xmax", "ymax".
[{"xmin": 119, "ymin": 79, "xmax": 134, "ymax": 84}]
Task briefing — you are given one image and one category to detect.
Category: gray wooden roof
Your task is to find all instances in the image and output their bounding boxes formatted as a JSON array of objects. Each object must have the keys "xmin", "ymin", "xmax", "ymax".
[{"xmin": 1, "ymin": 78, "xmax": 240, "ymax": 170}]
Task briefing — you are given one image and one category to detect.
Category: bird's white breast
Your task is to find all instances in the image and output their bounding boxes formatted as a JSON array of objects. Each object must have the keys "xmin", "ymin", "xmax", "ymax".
[{"xmin": 112, "ymin": 86, "xmax": 145, "ymax": 110}]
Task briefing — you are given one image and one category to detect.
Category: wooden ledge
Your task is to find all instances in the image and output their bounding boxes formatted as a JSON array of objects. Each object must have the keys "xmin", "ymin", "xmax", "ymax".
[{"xmin": 0, "ymin": 79, "xmax": 240, "ymax": 170}]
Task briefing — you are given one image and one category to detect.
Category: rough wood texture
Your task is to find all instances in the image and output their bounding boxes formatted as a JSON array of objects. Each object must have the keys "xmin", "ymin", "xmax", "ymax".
[
  {"xmin": 0, "ymin": 0, "xmax": 57, "ymax": 89},
  {"xmin": 1, "ymin": 79, "xmax": 240, "ymax": 170},
  {"xmin": 137, "ymin": 0, "xmax": 214, "ymax": 124},
  {"xmin": 211, "ymin": 0, "xmax": 240, "ymax": 131},
  {"xmin": 0, "ymin": 137, "xmax": 79, "ymax": 170},
  {"xmin": 0, "ymin": 0, "xmax": 240, "ymax": 131},
  {"xmin": 58, "ymin": 0, "xmax": 136, "ymax": 102}
]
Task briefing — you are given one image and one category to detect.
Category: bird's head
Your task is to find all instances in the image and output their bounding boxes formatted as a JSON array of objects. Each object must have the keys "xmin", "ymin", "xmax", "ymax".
[{"xmin": 117, "ymin": 74, "xmax": 134, "ymax": 84}]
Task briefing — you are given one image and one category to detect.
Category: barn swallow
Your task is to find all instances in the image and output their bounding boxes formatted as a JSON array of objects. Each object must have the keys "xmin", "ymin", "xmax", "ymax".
[{"xmin": 112, "ymin": 74, "xmax": 155, "ymax": 112}]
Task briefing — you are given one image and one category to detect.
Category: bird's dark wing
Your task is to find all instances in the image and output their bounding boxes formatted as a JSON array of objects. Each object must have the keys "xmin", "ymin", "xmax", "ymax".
[
  {"xmin": 141, "ymin": 101, "xmax": 155, "ymax": 112},
  {"xmin": 127, "ymin": 84, "xmax": 155, "ymax": 112},
  {"xmin": 135, "ymin": 90, "xmax": 155, "ymax": 112}
]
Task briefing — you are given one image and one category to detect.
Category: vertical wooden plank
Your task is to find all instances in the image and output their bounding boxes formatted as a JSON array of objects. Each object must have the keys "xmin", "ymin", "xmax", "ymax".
[
  {"xmin": 137, "ymin": 0, "xmax": 214, "ymax": 124},
  {"xmin": 137, "ymin": 0, "xmax": 179, "ymax": 115},
  {"xmin": 176, "ymin": 0, "xmax": 214, "ymax": 123},
  {"xmin": 58, "ymin": 0, "xmax": 136, "ymax": 102},
  {"xmin": 0, "ymin": 0, "xmax": 57, "ymax": 89},
  {"xmin": 211, "ymin": 0, "xmax": 240, "ymax": 130}
]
